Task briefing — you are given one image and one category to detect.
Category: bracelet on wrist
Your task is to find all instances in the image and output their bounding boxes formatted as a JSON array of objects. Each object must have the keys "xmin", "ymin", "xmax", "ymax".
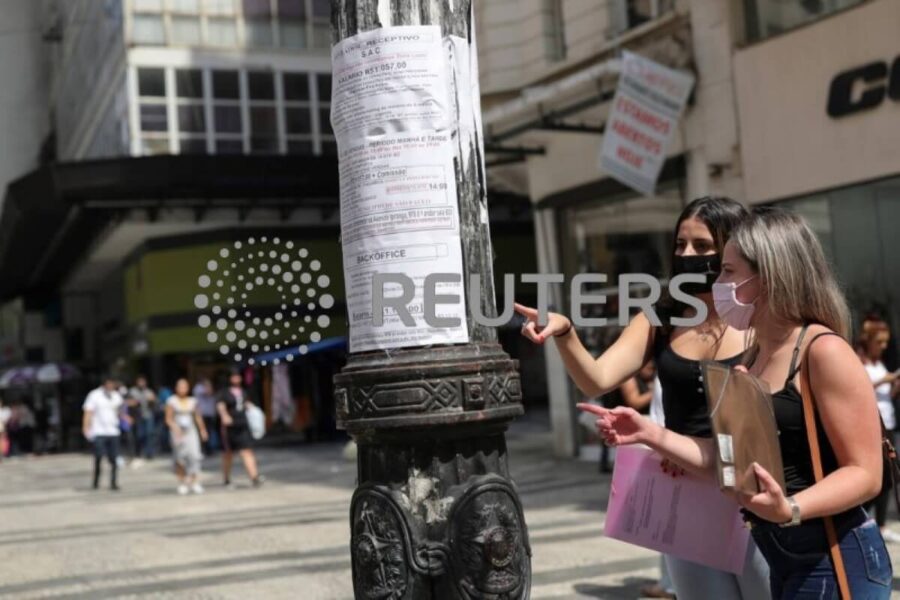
[{"xmin": 554, "ymin": 321, "xmax": 574, "ymax": 338}]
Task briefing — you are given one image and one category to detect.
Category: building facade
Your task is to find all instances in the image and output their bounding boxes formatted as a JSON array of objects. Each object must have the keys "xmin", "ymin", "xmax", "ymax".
[
  {"xmin": 475, "ymin": 0, "xmax": 896, "ymax": 456},
  {"xmin": 0, "ymin": 0, "xmax": 539, "ymax": 446}
]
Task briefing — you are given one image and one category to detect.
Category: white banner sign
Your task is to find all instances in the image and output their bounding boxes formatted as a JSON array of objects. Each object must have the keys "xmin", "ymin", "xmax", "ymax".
[
  {"xmin": 331, "ymin": 26, "xmax": 469, "ymax": 353},
  {"xmin": 600, "ymin": 51, "xmax": 695, "ymax": 196}
]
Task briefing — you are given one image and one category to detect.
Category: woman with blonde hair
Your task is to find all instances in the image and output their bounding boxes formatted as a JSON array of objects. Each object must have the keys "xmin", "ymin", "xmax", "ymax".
[{"xmin": 591, "ymin": 207, "xmax": 891, "ymax": 598}]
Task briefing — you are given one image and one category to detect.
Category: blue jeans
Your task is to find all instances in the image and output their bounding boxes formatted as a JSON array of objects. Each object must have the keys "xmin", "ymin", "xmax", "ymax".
[
  {"xmin": 750, "ymin": 508, "xmax": 892, "ymax": 599},
  {"xmin": 137, "ymin": 417, "xmax": 156, "ymax": 458},
  {"xmin": 92, "ymin": 435, "xmax": 120, "ymax": 488},
  {"xmin": 665, "ymin": 533, "xmax": 771, "ymax": 599}
]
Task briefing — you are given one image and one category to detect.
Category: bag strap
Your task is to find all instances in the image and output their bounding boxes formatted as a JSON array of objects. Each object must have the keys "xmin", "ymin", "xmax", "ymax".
[
  {"xmin": 798, "ymin": 330, "xmax": 852, "ymax": 600},
  {"xmin": 785, "ymin": 324, "xmax": 810, "ymax": 386},
  {"xmin": 879, "ymin": 417, "xmax": 900, "ymax": 515}
]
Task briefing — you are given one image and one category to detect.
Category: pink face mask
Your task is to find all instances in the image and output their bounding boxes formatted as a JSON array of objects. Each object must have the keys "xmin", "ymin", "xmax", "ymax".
[{"xmin": 712, "ymin": 276, "xmax": 758, "ymax": 330}]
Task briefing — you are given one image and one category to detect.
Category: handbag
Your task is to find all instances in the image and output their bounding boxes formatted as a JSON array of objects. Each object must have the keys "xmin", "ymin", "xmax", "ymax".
[
  {"xmin": 703, "ymin": 361, "xmax": 786, "ymax": 495},
  {"xmin": 246, "ymin": 404, "xmax": 266, "ymax": 440}
]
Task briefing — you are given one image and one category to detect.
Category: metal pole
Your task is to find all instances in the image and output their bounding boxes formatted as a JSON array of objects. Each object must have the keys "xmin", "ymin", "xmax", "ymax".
[{"xmin": 330, "ymin": 1, "xmax": 531, "ymax": 598}]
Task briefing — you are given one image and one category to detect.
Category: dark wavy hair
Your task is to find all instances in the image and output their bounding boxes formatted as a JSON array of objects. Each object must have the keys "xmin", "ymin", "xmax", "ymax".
[
  {"xmin": 671, "ymin": 196, "xmax": 748, "ymax": 258},
  {"xmin": 657, "ymin": 196, "xmax": 748, "ymax": 327}
]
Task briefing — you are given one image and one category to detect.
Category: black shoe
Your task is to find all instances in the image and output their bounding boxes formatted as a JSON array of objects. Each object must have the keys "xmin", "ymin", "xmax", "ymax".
[
  {"xmin": 252, "ymin": 475, "xmax": 265, "ymax": 488},
  {"xmin": 111, "ymin": 484, "xmax": 120, "ymax": 491}
]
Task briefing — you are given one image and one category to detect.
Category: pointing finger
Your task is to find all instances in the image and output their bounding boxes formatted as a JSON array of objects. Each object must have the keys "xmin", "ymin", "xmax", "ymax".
[
  {"xmin": 513, "ymin": 302, "xmax": 538, "ymax": 319},
  {"xmin": 576, "ymin": 402, "xmax": 608, "ymax": 417}
]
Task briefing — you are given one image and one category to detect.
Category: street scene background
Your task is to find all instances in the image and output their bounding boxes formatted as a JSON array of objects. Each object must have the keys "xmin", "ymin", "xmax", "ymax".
[{"xmin": 1, "ymin": 0, "xmax": 899, "ymax": 598}]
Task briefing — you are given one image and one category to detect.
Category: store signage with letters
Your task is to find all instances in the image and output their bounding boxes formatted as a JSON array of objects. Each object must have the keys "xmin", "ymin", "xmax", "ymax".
[{"xmin": 827, "ymin": 56, "xmax": 900, "ymax": 118}]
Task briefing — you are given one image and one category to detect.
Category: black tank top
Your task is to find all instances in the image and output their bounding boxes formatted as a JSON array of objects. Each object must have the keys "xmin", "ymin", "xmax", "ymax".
[
  {"xmin": 653, "ymin": 328, "xmax": 744, "ymax": 437},
  {"xmin": 763, "ymin": 326, "xmax": 841, "ymax": 495}
]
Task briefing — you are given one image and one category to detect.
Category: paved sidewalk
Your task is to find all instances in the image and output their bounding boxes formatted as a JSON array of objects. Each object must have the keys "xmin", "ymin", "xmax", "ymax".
[{"xmin": 0, "ymin": 429, "xmax": 898, "ymax": 599}]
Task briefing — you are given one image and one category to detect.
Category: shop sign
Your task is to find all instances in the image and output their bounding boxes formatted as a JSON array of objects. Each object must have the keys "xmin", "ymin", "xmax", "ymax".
[
  {"xmin": 827, "ymin": 56, "xmax": 900, "ymax": 118},
  {"xmin": 600, "ymin": 51, "xmax": 694, "ymax": 196}
]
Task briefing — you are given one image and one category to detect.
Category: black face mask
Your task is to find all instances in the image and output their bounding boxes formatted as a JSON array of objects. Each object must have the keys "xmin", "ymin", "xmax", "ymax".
[{"xmin": 672, "ymin": 254, "xmax": 721, "ymax": 295}]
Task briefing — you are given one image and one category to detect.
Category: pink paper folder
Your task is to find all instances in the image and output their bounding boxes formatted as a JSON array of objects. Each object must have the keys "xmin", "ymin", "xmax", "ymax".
[{"xmin": 604, "ymin": 445, "xmax": 750, "ymax": 574}]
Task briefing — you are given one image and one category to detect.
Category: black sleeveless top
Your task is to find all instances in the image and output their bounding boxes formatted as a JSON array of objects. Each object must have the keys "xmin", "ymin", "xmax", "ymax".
[
  {"xmin": 762, "ymin": 326, "xmax": 841, "ymax": 496},
  {"xmin": 653, "ymin": 328, "xmax": 744, "ymax": 438}
]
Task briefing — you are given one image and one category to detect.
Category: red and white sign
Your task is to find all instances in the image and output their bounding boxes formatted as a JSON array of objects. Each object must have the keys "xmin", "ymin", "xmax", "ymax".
[{"xmin": 600, "ymin": 51, "xmax": 695, "ymax": 196}]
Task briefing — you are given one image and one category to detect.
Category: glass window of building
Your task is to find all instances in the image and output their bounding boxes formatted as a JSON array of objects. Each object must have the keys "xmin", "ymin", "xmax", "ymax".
[
  {"xmin": 242, "ymin": 0, "xmax": 274, "ymax": 47},
  {"xmin": 170, "ymin": 0, "xmax": 200, "ymax": 12},
  {"xmin": 207, "ymin": 17, "xmax": 239, "ymax": 45},
  {"xmin": 175, "ymin": 69, "xmax": 203, "ymax": 97},
  {"xmin": 776, "ymin": 177, "xmax": 900, "ymax": 342},
  {"xmin": 204, "ymin": 0, "xmax": 236, "ymax": 14},
  {"xmin": 133, "ymin": 14, "xmax": 167, "ymax": 44},
  {"xmin": 175, "ymin": 69, "xmax": 207, "ymax": 152},
  {"xmin": 743, "ymin": 0, "xmax": 866, "ymax": 43},
  {"xmin": 212, "ymin": 70, "xmax": 240, "ymax": 99},
  {"xmin": 138, "ymin": 68, "xmax": 166, "ymax": 97},
  {"xmin": 212, "ymin": 70, "xmax": 243, "ymax": 152},
  {"xmin": 137, "ymin": 68, "xmax": 170, "ymax": 154},
  {"xmin": 247, "ymin": 71, "xmax": 278, "ymax": 153},
  {"xmin": 140, "ymin": 105, "xmax": 168, "ymax": 132},
  {"xmin": 317, "ymin": 73, "xmax": 334, "ymax": 147},
  {"xmin": 277, "ymin": 0, "xmax": 307, "ymax": 48},
  {"xmin": 171, "ymin": 15, "xmax": 202, "ymax": 45},
  {"xmin": 283, "ymin": 73, "xmax": 315, "ymax": 154},
  {"xmin": 311, "ymin": 0, "xmax": 331, "ymax": 47},
  {"xmin": 134, "ymin": 0, "xmax": 164, "ymax": 11}
]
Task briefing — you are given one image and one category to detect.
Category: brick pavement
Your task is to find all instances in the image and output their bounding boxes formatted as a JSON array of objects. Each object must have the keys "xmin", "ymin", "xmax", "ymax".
[{"xmin": 0, "ymin": 428, "xmax": 897, "ymax": 599}]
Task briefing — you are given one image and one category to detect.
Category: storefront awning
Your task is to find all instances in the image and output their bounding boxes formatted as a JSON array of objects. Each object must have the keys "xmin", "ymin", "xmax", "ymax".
[
  {"xmin": 0, "ymin": 154, "xmax": 340, "ymax": 303},
  {"xmin": 250, "ymin": 336, "xmax": 348, "ymax": 365}
]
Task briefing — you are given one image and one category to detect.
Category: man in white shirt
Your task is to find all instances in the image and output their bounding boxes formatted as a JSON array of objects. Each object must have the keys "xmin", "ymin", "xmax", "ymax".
[{"xmin": 83, "ymin": 376, "xmax": 124, "ymax": 491}]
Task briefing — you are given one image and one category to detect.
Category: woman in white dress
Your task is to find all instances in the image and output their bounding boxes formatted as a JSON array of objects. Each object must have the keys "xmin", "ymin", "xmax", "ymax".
[{"xmin": 165, "ymin": 378, "xmax": 208, "ymax": 495}]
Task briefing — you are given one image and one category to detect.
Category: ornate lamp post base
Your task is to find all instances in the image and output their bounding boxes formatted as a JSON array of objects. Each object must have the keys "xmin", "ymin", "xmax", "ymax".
[{"xmin": 336, "ymin": 344, "xmax": 532, "ymax": 598}]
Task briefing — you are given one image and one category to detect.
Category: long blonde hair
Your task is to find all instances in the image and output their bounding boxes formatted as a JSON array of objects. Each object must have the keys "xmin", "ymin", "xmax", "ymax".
[{"xmin": 730, "ymin": 207, "xmax": 850, "ymax": 340}]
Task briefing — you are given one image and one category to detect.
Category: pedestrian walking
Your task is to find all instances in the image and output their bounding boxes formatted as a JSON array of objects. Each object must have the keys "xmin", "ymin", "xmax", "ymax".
[
  {"xmin": 82, "ymin": 376, "xmax": 123, "ymax": 491},
  {"xmin": 590, "ymin": 207, "xmax": 892, "ymax": 598},
  {"xmin": 193, "ymin": 377, "xmax": 219, "ymax": 455},
  {"xmin": 516, "ymin": 196, "xmax": 770, "ymax": 599},
  {"xmin": 858, "ymin": 314, "xmax": 900, "ymax": 543},
  {"xmin": 128, "ymin": 376, "xmax": 157, "ymax": 460},
  {"xmin": 119, "ymin": 400, "xmax": 137, "ymax": 466},
  {"xmin": 165, "ymin": 378, "xmax": 208, "ymax": 495},
  {"xmin": 217, "ymin": 370, "xmax": 264, "ymax": 488}
]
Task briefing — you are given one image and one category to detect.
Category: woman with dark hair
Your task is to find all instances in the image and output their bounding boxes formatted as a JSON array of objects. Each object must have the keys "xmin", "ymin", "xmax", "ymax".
[
  {"xmin": 593, "ymin": 207, "xmax": 892, "ymax": 598},
  {"xmin": 516, "ymin": 197, "xmax": 770, "ymax": 599},
  {"xmin": 217, "ymin": 369, "xmax": 264, "ymax": 488}
]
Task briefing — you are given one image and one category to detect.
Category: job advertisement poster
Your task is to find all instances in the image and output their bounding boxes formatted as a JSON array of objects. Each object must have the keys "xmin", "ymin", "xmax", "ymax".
[
  {"xmin": 331, "ymin": 26, "xmax": 469, "ymax": 353},
  {"xmin": 600, "ymin": 51, "xmax": 695, "ymax": 196}
]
